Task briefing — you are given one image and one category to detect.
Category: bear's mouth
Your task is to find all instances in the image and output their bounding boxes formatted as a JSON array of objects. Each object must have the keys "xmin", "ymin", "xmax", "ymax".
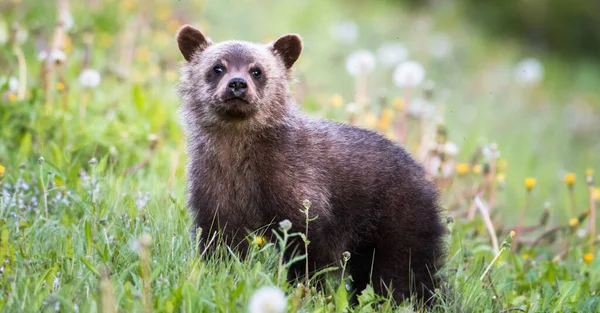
[
  {"xmin": 223, "ymin": 96, "xmax": 249, "ymax": 104},
  {"xmin": 214, "ymin": 98, "xmax": 255, "ymax": 120}
]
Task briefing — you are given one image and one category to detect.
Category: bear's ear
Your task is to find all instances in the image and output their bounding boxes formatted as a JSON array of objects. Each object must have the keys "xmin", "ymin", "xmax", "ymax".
[
  {"xmin": 176, "ymin": 25, "xmax": 211, "ymax": 62},
  {"xmin": 269, "ymin": 34, "xmax": 302, "ymax": 69}
]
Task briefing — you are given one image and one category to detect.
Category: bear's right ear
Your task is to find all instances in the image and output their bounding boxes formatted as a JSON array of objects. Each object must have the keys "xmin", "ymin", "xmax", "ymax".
[{"xmin": 176, "ymin": 25, "xmax": 211, "ymax": 62}]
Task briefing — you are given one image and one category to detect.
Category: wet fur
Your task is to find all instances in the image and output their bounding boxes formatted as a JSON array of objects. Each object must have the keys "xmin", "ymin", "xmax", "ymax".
[{"xmin": 176, "ymin": 25, "xmax": 447, "ymax": 306}]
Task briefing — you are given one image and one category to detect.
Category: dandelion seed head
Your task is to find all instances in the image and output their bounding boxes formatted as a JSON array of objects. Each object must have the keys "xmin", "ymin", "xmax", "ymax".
[
  {"xmin": 514, "ymin": 58, "xmax": 544, "ymax": 85},
  {"xmin": 329, "ymin": 20, "xmax": 358, "ymax": 44},
  {"xmin": 7, "ymin": 77, "xmax": 19, "ymax": 92},
  {"xmin": 443, "ymin": 142, "xmax": 459, "ymax": 156},
  {"xmin": 345, "ymin": 102, "xmax": 359, "ymax": 114},
  {"xmin": 278, "ymin": 219, "xmax": 292, "ymax": 232},
  {"xmin": 430, "ymin": 34, "xmax": 452, "ymax": 59},
  {"xmin": 248, "ymin": 286, "xmax": 287, "ymax": 313},
  {"xmin": 393, "ymin": 61, "xmax": 425, "ymax": 88},
  {"xmin": 345, "ymin": 50, "xmax": 376, "ymax": 77},
  {"xmin": 79, "ymin": 68, "xmax": 101, "ymax": 88},
  {"xmin": 377, "ymin": 42, "xmax": 408, "ymax": 67}
]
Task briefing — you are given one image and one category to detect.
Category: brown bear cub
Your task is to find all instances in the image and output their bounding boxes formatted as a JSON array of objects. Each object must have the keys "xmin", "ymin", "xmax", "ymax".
[{"xmin": 176, "ymin": 24, "xmax": 446, "ymax": 306}]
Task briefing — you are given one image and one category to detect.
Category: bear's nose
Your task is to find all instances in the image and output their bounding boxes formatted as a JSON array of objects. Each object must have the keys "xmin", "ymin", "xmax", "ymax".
[{"xmin": 227, "ymin": 78, "xmax": 248, "ymax": 97}]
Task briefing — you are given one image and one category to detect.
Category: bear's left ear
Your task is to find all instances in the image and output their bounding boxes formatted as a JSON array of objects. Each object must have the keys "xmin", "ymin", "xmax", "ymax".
[{"xmin": 269, "ymin": 34, "xmax": 303, "ymax": 69}]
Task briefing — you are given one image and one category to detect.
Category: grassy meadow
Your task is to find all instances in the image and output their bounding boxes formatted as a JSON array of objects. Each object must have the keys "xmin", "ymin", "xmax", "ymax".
[{"xmin": 1, "ymin": 0, "xmax": 599, "ymax": 312}]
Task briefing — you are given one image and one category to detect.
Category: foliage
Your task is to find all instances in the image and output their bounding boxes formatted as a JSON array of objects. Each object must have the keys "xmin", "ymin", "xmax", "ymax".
[{"xmin": 0, "ymin": 0, "xmax": 599, "ymax": 312}]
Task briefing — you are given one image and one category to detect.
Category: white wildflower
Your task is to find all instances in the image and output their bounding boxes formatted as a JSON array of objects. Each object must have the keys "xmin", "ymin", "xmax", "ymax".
[
  {"xmin": 37, "ymin": 50, "xmax": 48, "ymax": 61},
  {"xmin": 62, "ymin": 11, "xmax": 74, "ymax": 31},
  {"xmin": 8, "ymin": 77, "xmax": 19, "ymax": 92},
  {"xmin": 443, "ymin": 142, "xmax": 459, "ymax": 156},
  {"xmin": 15, "ymin": 27, "xmax": 27, "ymax": 44},
  {"xmin": 345, "ymin": 50, "xmax": 376, "ymax": 76},
  {"xmin": 0, "ymin": 20, "xmax": 7, "ymax": 45},
  {"xmin": 513, "ymin": 58, "xmax": 543, "ymax": 85},
  {"xmin": 393, "ymin": 61, "xmax": 425, "ymax": 88},
  {"xmin": 329, "ymin": 20, "xmax": 358, "ymax": 44},
  {"xmin": 430, "ymin": 34, "xmax": 452, "ymax": 59},
  {"xmin": 278, "ymin": 219, "xmax": 292, "ymax": 232},
  {"xmin": 248, "ymin": 286, "xmax": 287, "ymax": 313},
  {"xmin": 345, "ymin": 102, "xmax": 359, "ymax": 114},
  {"xmin": 79, "ymin": 68, "xmax": 101, "ymax": 88},
  {"xmin": 377, "ymin": 42, "xmax": 408, "ymax": 67},
  {"xmin": 481, "ymin": 143, "xmax": 500, "ymax": 161},
  {"xmin": 51, "ymin": 49, "xmax": 67, "ymax": 64},
  {"xmin": 408, "ymin": 98, "xmax": 435, "ymax": 119}
]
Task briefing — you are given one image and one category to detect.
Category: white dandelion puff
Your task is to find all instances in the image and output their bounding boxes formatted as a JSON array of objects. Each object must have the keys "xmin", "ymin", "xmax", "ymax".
[
  {"xmin": 345, "ymin": 50, "xmax": 376, "ymax": 77},
  {"xmin": 330, "ymin": 20, "xmax": 358, "ymax": 44},
  {"xmin": 444, "ymin": 142, "xmax": 459, "ymax": 156},
  {"xmin": 51, "ymin": 49, "xmax": 67, "ymax": 64},
  {"xmin": 513, "ymin": 58, "xmax": 543, "ymax": 85},
  {"xmin": 248, "ymin": 286, "xmax": 287, "ymax": 313},
  {"xmin": 62, "ymin": 11, "xmax": 74, "ymax": 31},
  {"xmin": 377, "ymin": 42, "xmax": 408, "ymax": 67},
  {"xmin": 278, "ymin": 219, "xmax": 292, "ymax": 232},
  {"xmin": 408, "ymin": 98, "xmax": 435, "ymax": 119},
  {"xmin": 7, "ymin": 77, "xmax": 19, "ymax": 92},
  {"xmin": 482, "ymin": 143, "xmax": 501, "ymax": 161},
  {"xmin": 393, "ymin": 61, "xmax": 425, "ymax": 88},
  {"xmin": 430, "ymin": 34, "xmax": 452, "ymax": 59},
  {"xmin": 79, "ymin": 68, "xmax": 101, "ymax": 88},
  {"xmin": 345, "ymin": 102, "xmax": 359, "ymax": 114}
]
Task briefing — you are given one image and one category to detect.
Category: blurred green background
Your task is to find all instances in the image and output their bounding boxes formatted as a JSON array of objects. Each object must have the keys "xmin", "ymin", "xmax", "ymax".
[{"xmin": 0, "ymin": 0, "xmax": 599, "ymax": 311}]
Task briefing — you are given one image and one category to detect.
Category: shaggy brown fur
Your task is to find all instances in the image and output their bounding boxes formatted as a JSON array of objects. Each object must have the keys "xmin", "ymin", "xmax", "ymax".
[{"xmin": 176, "ymin": 24, "xmax": 446, "ymax": 306}]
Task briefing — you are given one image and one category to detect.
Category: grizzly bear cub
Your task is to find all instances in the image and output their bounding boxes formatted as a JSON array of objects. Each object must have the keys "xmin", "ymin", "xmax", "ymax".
[{"xmin": 176, "ymin": 24, "xmax": 446, "ymax": 306}]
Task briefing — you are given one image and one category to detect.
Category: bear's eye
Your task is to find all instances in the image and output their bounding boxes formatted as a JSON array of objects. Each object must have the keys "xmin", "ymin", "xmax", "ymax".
[
  {"xmin": 250, "ymin": 68, "xmax": 262, "ymax": 78},
  {"xmin": 213, "ymin": 65, "xmax": 224, "ymax": 74}
]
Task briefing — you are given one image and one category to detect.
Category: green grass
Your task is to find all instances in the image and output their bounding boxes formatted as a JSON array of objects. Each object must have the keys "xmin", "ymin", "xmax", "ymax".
[{"xmin": 1, "ymin": 0, "xmax": 599, "ymax": 312}]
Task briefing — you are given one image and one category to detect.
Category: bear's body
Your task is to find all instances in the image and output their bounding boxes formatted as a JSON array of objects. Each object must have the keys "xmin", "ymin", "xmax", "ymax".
[{"xmin": 176, "ymin": 25, "xmax": 446, "ymax": 305}]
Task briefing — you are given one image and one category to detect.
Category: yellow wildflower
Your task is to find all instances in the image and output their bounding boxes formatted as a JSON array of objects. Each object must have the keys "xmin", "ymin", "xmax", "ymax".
[
  {"xmin": 254, "ymin": 236, "xmax": 266, "ymax": 247},
  {"xmin": 377, "ymin": 109, "xmax": 394, "ymax": 130},
  {"xmin": 7, "ymin": 93, "xmax": 17, "ymax": 102},
  {"xmin": 569, "ymin": 218, "xmax": 579, "ymax": 227},
  {"xmin": 594, "ymin": 188, "xmax": 600, "ymax": 201},
  {"xmin": 523, "ymin": 253, "xmax": 530, "ymax": 260},
  {"xmin": 165, "ymin": 70, "xmax": 178, "ymax": 83},
  {"xmin": 135, "ymin": 47, "xmax": 151, "ymax": 63},
  {"xmin": 63, "ymin": 34, "xmax": 73, "ymax": 54},
  {"xmin": 0, "ymin": 165, "xmax": 5, "ymax": 177},
  {"xmin": 456, "ymin": 163, "xmax": 470, "ymax": 175},
  {"xmin": 364, "ymin": 113, "xmax": 378, "ymax": 129},
  {"xmin": 56, "ymin": 81, "xmax": 66, "ymax": 92},
  {"xmin": 392, "ymin": 96, "xmax": 404, "ymax": 110},
  {"xmin": 330, "ymin": 94, "xmax": 343, "ymax": 108},
  {"xmin": 472, "ymin": 164, "xmax": 482, "ymax": 174},
  {"xmin": 564, "ymin": 173, "xmax": 576, "ymax": 187},
  {"xmin": 586, "ymin": 168, "xmax": 594, "ymax": 178},
  {"xmin": 119, "ymin": 0, "xmax": 135, "ymax": 12},
  {"xmin": 525, "ymin": 178, "xmax": 536, "ymax": 192},
  {"xmin": 496, "ymin": 173, "xmax": 506, "ymax": 184},
  {"xmin": 497, "ymin": 159, "xmax": 508, "ymax": 173},
  {"xmin": 99, "ymin": 33, "xmax": 113, "ymax": 48},
  {"xmin": 385, "ymin": 131, "xmax": 396, "ymax": 142},
  {"xmin": 583, "ymin": 253, "xmax": 594, "ymax": 264},
  {"xmin": 509, "ymin": 230, "xmax": 516, "ymax": 238}
]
